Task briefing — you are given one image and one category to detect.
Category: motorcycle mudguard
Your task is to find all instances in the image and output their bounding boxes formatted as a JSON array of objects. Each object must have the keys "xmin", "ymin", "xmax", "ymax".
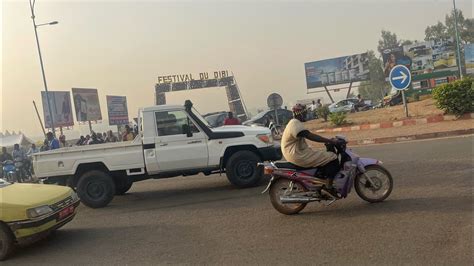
[{"xmin": 357, "ymin": 157, "xmax": 379, "ymax": 173}]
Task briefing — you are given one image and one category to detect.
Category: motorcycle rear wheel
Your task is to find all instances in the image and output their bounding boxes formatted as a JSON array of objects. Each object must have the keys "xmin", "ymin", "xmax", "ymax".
[
  {"xmin": 269, "ymin": 179, "xmax": 307, "ymax": 215},
  {"xmin": 354, "ymin": 165, "xmax": 393, "ymax": 203}
]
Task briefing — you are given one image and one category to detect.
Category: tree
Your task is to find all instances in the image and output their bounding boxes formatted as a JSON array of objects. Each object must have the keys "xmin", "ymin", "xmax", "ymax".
[
  {"xmin": 377, "ymin": 30, "xmax": 400, "ymax": 56},
  {"xmin": 358, "ymin": 50, "xmax": 391, "ymax": 103},
  {"xmin": 425, "ymin": 9, "xmax": 474, "ymax": 44}
]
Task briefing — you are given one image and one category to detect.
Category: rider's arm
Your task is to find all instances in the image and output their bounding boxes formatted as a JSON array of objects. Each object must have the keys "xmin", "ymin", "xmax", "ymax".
[{"xmin": 297, "ymin": 130, "xmax": 333, "ymax": 144}]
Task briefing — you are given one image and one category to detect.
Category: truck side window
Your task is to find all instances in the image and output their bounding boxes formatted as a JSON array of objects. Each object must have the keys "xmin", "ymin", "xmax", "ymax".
[{"xmin": 155, "ymin": 111, "xmax": 199, "ymax": 136}]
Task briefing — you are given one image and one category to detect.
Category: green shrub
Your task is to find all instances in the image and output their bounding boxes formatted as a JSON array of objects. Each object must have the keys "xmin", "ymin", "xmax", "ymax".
[
  {"xmin": 432, "ymin": 78, "xmax": 474, "ymax": 117},
  {"xmin": 329, "ymin": 112, "xmax": 347, "ymax": 126},
  {"xmin": 317, "ymin": 105, "xmax": 330, "ymax": 122}
]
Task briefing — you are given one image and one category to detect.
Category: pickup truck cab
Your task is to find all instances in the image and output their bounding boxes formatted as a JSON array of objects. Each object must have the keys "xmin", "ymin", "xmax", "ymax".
[{"xmin": 33, "ymin": 101, "xmax": 281, "ymax": 208}]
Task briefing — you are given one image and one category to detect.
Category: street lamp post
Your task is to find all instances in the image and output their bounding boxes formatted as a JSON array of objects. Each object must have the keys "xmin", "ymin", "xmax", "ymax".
[
  {"xmin": 28, "ymin": 0, "xmax": 58, "ymax": 136},
  {"xmin": 453, "ymin": 0, "xmax": 463, "ymax": 79}
]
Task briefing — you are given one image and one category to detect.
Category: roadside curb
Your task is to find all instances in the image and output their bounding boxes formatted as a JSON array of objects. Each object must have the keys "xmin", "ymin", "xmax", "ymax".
[
  {"xmin": 311, "ymin": 113, "xmax": 474, "ymax": 133},
  {"xmin": 347, "ymin": 128, "xmax": 474, "ymax": 146}
]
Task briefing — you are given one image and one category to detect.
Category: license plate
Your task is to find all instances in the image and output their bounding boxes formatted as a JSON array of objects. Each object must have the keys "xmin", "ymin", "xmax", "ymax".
[{"xmin": 58, "ymin": 206, "xmax": 75, "ymax": 220}]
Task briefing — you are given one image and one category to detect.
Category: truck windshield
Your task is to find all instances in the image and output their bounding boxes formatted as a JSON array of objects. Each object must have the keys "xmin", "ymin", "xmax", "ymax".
[{"xmin": 192, "ymin": 108, "xmax": 213, "ymax": 128}]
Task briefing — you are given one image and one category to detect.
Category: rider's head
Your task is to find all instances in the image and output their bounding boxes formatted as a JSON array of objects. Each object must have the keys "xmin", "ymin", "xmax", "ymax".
[
  {"xmin": 292, "ymin": 104, "xmax": 307, "ymax": 122},
  {"xmin": 14, "ymin": 144, "xmax": 20, "ymax": 150}
]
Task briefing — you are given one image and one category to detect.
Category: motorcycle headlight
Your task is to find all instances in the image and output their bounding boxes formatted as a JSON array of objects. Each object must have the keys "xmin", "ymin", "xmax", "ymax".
[{"xmin": 26, "ymin": 205, "xmax": 53, "ymax": 219}]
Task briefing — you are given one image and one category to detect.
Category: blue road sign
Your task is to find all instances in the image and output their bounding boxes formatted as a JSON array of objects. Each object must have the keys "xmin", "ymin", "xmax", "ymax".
[{"xmin": 389, "ymin": 65, "xmax": 412, "ymax": 90}]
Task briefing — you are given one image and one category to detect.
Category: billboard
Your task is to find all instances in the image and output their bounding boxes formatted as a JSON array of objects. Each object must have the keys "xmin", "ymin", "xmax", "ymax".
[
  {"xmin": 41, "ymin": 91, "xmax": 74, "ymax": 128},
  {"xmin": 465, "ymin": 43, "xmax": 474, "ymax": 75},
  {"xmin": 383, "ymin": 38, "xmax": 458, "ymax": 78},
  {"xmin": 106, "ymin": 95, "xmax": 129, "ymax": 125},
  {"xmin": 72, "ymin": 88, "xmax": 102, "ymax": 121},
  {"xmin": 305, "ymin": 53, "xmax": 370, "ymax": 89}
]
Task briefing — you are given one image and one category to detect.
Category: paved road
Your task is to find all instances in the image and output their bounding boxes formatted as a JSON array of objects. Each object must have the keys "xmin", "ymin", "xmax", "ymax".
[{"xmin": 6, "ymin": 136, "xmax": 473, "ymax": 265}]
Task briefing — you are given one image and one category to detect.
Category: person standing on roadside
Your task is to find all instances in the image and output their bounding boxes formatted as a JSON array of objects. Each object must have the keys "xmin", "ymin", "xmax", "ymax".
[
  {"xmin": 106, "ymin": 130, "xmax": 118, "ymax": 143},
  {"xmin": 223, "ymin": 112, "xmax": 241, "ymax": 125},
  {"xmin": 122, "ymin": 125, "xmax": 135, "ymax": 141}
]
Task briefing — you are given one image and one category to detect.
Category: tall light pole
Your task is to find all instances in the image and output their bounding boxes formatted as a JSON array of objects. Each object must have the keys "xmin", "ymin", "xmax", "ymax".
[
  {"xmin": 453, "ymin": 0, "xmax": 463, "ymax": 79},
  {"xmin": 28, "ymin": 0, "xmax": 58, "ymax": 136}
]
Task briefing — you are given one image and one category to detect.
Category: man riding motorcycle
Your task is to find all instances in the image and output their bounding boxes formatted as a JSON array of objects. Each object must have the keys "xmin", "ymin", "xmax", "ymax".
[{"xmin": 280, "ymin": 104, "xmax": 342, "ymax": 197}]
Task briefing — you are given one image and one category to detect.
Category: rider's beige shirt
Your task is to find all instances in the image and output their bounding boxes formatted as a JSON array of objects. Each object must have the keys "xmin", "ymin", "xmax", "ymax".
[{"xmin": 281, "ymin": 119, "xmax": 336, "ymax": 168}]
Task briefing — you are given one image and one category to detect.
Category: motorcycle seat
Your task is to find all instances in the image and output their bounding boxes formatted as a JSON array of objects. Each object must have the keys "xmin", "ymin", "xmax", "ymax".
[{"xmin": 274, "ymin": 162, "xmax": 316, "ymax": 171}]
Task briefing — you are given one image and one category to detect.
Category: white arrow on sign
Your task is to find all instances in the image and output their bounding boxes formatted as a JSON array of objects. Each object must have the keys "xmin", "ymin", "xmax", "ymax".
[{"xmin": 392, "ymin": 71, "xmax": 408, "ymax": 83}]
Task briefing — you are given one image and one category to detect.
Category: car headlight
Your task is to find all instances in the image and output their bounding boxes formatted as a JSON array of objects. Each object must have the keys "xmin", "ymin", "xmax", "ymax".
[
  {"xmin": 26, "ymin": 205, "xmax": 53, "ymax": 219},
  {"xmin": 257, "ymin": 134, "xmax": 272, "ymax": 144}
]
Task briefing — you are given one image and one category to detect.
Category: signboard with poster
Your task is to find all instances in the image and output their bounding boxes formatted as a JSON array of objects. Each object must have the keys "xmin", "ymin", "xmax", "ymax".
[
  {"xmin": 41, "ymin": 91, "xmax": 74, "ymax": 128},
  {"xmin": 72, "ymin": 88, "xmax": 102, "ymax": 122},
  {"xmin": 106, "ymin": 95, "xmax": 129, "ymax": 125},
  {"xmin": 304, "ymin": 52, "xmax": 370, "ymax": 89}
]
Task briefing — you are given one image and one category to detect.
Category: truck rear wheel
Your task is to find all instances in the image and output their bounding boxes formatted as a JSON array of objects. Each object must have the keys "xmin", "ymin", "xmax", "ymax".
[
  {"xmin": 226, "ymin": 150, "xmax": 263, "ymax": 188},
  {"xmin": 77, "ymin": 170, "xmax": 115, "ymax": 208},
  {"xmin": 114, "ymin": 176, "xmax": 133, "ymax": 195}
]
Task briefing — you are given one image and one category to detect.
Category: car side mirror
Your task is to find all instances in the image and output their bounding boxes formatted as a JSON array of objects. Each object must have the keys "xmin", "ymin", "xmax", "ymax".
[{"xmin": 182, "ymin": 124, "xmax": 193, "ymax": 137}]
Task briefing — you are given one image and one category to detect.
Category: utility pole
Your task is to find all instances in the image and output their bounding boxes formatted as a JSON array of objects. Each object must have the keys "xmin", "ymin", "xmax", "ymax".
[{"xmin": 453, "ymin": 0, "xmax": 463, "ymax": 79}]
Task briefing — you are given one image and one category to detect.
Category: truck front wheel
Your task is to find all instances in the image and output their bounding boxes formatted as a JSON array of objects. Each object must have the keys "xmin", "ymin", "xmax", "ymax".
[
  {"xmin": 226, "ymin": 151, "xmax": 263, "ymax": 188},
  {"xmin": 77, "ymin": 170, "xmax": 115, "ymax": 208}
]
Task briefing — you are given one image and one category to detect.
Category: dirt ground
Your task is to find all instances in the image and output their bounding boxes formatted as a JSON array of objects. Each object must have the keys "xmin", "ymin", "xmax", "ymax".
[{"xmin": 305, "ymin": 98, "xmax": 444, "ymax": 130}]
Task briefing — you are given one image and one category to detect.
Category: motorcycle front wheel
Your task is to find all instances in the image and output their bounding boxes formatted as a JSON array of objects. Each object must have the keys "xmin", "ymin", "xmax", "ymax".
[
  {"xmin": 269, "ymin": 179, "xmax": 307, "ymax": 215},
  {"xmin": 354, "ymin": 165, "xmax": 393, "ymax": 203}
]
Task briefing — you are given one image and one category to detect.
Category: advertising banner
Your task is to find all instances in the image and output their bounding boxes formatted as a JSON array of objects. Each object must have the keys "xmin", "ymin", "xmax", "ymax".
[
  {"xmin": 41, "ymin": 91, "xmax": 74, "ymax": 128},
  {"xmin": 465, "ymin": 43, "xmax": 474, "ymax": 75},
  {"xmin": 305, "ymin": 53, "xmax": 370, "ymax": 89},
  {"xmin": 106, "ymin": 95, "xmax": 129, "ymax": 125},
  {"xmin": 72, "ymin": 88, "xmax": 102, "ymax": 121},
  {"xmin": 383, "ymin": 38, "xmax": 458, "ymax": 78}
]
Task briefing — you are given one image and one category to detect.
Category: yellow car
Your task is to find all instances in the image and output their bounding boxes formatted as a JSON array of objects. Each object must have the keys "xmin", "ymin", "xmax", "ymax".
[{"xmin": 0, "ymin": 179, "xmax": 80, "ymax": 260}]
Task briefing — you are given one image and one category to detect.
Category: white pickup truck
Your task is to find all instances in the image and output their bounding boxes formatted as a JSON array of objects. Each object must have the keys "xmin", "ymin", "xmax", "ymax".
[{"xmin": 33, "ymin": 101, "xmax": 281, "ymax": 208}]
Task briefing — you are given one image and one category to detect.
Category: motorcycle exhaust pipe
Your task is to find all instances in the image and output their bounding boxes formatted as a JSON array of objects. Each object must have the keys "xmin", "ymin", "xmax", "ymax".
[{"xmin": 280, "ymin": 196, "xmax": 319, "ymax": 204}]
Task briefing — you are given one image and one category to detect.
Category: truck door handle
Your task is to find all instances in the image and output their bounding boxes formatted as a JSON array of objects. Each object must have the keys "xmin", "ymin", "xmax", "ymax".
[
  {"xmin": 187, "ymin": 140, "xmax": 202, "ymax": 144},
  {"xmin": 159, "ymin": 143, "xmax": 168, "ymax": 146}
]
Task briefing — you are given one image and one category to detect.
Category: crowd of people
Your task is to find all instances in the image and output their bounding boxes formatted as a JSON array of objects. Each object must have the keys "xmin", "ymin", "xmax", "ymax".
[{"xmin": 75, "ymin": 125, "xmax": 136, "ymax": 146}]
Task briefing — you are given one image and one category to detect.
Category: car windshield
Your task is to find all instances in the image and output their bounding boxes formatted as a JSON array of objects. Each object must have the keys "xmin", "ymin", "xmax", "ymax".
[
  {"xmin": 0, "ymin": 179, "xmax": 12, "ymax": 188},
  {"xmin": 192, "ymin": 108, "xmax": 213, "ymax": 128}
]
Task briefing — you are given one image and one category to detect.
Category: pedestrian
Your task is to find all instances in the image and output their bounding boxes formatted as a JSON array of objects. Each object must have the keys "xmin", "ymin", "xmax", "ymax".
[
  {"xmin": 59, "ymin": 134, "xmax": 67, "ymax": 147},
  {"xmin": 76, "ymin": 136, "xmax": 85, "ymax": 146},
  {"xmin": 46, "ymin": 132, "xmax": 60, "ymax": 150},
  {"xmin": 0, "ymin": 147, "xmax": 13, "ymax": 162},
  {"xmin": 106, "ymin": 130, "xmax": 118, "ymax": 143},
  {"xmin": 83, "ymin": 135, "xmax": 91, "ymax": 145},
  {"xmin": 223, "ymin": 112, "xmax": 241, "ymax": 125},
  {"xmin": 89, "ymin": 132, "xmax": 101, "ymax": 145},
  {"xmin": 122, "ymin": 125, "xmax": 135, "ymax": 141},
  {"xmin": 26, "ymin": 144, "xmax": 39, "ymax": 157}
]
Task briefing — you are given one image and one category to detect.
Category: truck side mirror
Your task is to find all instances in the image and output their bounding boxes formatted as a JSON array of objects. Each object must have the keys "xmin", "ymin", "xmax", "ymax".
[{"xmin": 182, "ymin": 124, "xmax": 193, "ymax": 137}]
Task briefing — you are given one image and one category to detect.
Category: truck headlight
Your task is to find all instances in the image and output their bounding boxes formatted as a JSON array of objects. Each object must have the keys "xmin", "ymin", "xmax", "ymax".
[
  {"xmin": 26, "ymin": 205, "xmax": 53, "ymax": 218},
  {"xmin": 257, "ymin": 134, "xmax": 272, "ymax": 144}
]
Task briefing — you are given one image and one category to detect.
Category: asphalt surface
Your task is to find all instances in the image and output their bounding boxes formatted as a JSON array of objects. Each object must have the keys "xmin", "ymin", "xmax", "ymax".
[{"xmin": 6, "ymin": 136, "xmax": 473, "ymax": 265}]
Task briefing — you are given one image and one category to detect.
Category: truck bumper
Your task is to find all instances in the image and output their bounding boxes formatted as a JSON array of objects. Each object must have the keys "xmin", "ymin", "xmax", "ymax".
[{"xmin": 258, "ymin": 145, "xmax": 282, "ymax": 161}]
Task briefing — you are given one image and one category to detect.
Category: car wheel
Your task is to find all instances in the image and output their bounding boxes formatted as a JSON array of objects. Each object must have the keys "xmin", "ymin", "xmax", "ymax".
[
  {"xmin": 77, "ymin": 170, "xmax": 115, "ymax": 208},
  {"xmin": 226, "ymin": 150, "xmax": 263, "ymax": 188},
  {"xmin": 0, "ymin": 223, "xmax": 14, "ymax": 261}
]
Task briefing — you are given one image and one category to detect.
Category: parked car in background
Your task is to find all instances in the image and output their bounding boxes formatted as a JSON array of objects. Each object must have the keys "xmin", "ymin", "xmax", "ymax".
[
  {"xmin": 242, "ymin": 109, "xmax": 293, "ymax": 127},
  {"xmin": 0, "ymin": 180, "xmax": 80, "ymax": 260},
  {"xmin": 328, "ymin": 99, "xmax": 356, "ymax": 113},
  {"xmin": 203, "ymin": 111, "xmax": 228, "ymax": 127}
]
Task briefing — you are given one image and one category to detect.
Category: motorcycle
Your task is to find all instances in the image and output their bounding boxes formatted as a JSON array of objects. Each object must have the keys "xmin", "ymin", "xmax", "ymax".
[
  {"xmin": 13, "ymin": 157, "xmax": 32, "ymax": 183},
  {"xmin": 1, "ymin": 160, "xmax": 17, "ymax": 183},
  {"xmin": 260, "ymin": 136, "xmax": 393, "ymax": 215}
]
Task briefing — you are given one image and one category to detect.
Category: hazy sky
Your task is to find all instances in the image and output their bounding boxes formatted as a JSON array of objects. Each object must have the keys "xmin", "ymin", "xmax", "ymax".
[{"xmin": 1, "ymin": 0, "xmax": 472, "ymax": 137}]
